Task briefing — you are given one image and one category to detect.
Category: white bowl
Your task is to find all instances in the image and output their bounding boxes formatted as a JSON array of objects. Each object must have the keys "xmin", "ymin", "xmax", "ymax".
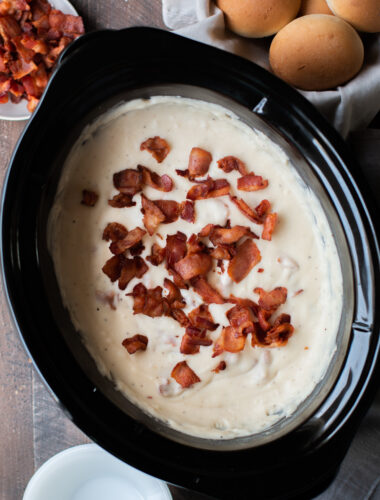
[
  {"xmin": 23, "ymin": 444, "xmax": 172, "ymax": 500},
  {"xmin": 0, "ymin": 0, "xmax": 79, "ymax": 121}
]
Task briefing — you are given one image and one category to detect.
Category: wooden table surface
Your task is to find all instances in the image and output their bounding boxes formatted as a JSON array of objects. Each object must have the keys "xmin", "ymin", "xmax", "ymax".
[{"xmin": 0, "ymin": 2, "xmax": 379, "ymax": 500}]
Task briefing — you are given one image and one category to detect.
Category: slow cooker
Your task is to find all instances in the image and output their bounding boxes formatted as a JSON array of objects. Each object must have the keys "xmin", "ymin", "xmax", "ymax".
[{"xmin": 1, "ymin": 28, "xmax": 379, "ymax": 499}]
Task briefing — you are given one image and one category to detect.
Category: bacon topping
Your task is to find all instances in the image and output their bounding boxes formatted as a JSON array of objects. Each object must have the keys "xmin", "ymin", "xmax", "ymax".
[
  {"xmin": 213, "ymin": 326, "xmax": 246, "ymax": 356},
  {"xmin": 254, "ymin": 287, "xmax": 287, "ymax": 312},
  {"xmin": 208, "ymin": 225, "xmax": 258, "ymax": 246},
  {"xmin": 81, "ymin": 189, "xmax": 98, "ymax": 207},
  {"xmin": 141, "ymin": 194, "xmax": 165, "ymax": 236},
  {"xmin": 187, "ymin": 177, "xmax": 230, "ymax": 200},
  {"xmin": 188, "ymin": 304, "xmax": 219, "ymax": 331},
  {"xmin": 164, "ymin": 278, "xmax": 186, "ymax": 309},
  {"xmin": 153, "ymin": 199, "xmax": 179, "ymax": 223},
  {"xmin": 262, "ymin": 212, "xmax": 278, "ymax": 241},
  {"xmin": 108, "ymin": 193, "xmax": 136, "ymax": 208},
  {"xmin": 140, "ymin": 136, "xmax": 170, "ymax": 163},
  {"xmin": 190, "ymin": 276, "xmax": 225, "ymax": 304},
  {"xmin": 180, "ymin": 200, "xmax": 195, "ymax": 223},
  {"xmin": 255, "ymin": 199, "xmax": 271, "ymax": 219},
  {"xmin": 217, "ymin": 156, "xmax": 248, "ymax": 175},
  {"xmin": 186, "ymin": 147, "xmax": 212, "ymax": 178},
  {"xmin": 102, "ymin": 222, "xmax": 128, "ymax": 242},
  {"xmin": 138, "ymin": 165, "xmax": 173, "ymax": 192},
  {"xmin": 146, "ymin": 242, "xmax": 165, "ymax": 266},
  {"xmin": 109, "ymin": 227, "xmax": 146, "ymax": 255},
  {"xmin": 237, "ymin": 173, "xmax": 268, "ymax": 192},
  {"xmin": 118, "ymin": 256, "xmax": 148, "ymax": 290},
  {"xmin": 122, "ymin": 334, "xmax": 148, "ymax": 354},
  {"xmin": 171, "ymin": 361, "xmax": 200, "ymax": 388},
  {"xmin": 180, "ymin": 325, "xmax": 213, "ymax": 355},
  {"xmin": 228, "ymin": 239, "xmax": 261, "ymax": 283},
  {"xmin": 127, "ymin": 283, "xmax": 170, "ymax": 318},
  {"xmin": 174, "ymin": 252, "xmax": 212, "ymax": 281},
  {"xmin": 212, "ymin": 360, "xmax": 227, "ymax": 373},
  {"xmin": 113, "ymin": 168, "xmax": 143, "ymax": 195},
  {"xmin": 229, "ymin": 195, "xmax": 262, "ymax": 224},
  {"xmin": 102, "ymin": 255, "xmax": 122, "ymax": 283},
  {"xmin": 165, "ymin": 232, "xmax": 187, "ymax": 270}
]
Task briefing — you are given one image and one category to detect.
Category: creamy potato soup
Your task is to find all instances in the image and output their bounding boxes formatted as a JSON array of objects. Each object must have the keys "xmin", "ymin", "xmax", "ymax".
[{"xmin": 48, "ymin": 97, "xmax": 343, "ymax": 439}]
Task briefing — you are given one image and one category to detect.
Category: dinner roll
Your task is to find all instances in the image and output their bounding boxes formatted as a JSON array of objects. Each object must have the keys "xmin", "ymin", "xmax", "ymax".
[
  {"xmin": 327, "ymin": 0, "xmax": 380, "ymax": 33},
  {"xmin": 269, "ymin": 15, "xmax": 364, "ymax": 90},
  {"xmin": 216, "ymin": 0, "xmax": 301, "ymax": 38},
  {"xmin": 299, "ymin": 0, "xmax": 332, "ymax": 16}
]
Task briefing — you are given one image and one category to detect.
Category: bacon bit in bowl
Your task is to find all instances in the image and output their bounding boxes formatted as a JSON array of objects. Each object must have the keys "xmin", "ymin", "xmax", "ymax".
[
  {"xmin": 122, "ymin": 334, "xmax": 148, "ymax": 354},
  {"xmin": 81, "ymin": 189, "xmax": 98, "ymax": 207},
  {"xmin": 171, "ymin": 360, "xmax": 200, "ymax": 388},
  {"xmin": 212, "ymin": 360, "xmax": 226, "ymax": 373},
  {"xmin": 177, "ymin": 147, "xmax": 212, "ymax": 179},
  {"xmin": 140, "ymin": 136, "xmax": 170, "ymax": 163},
  {"xmin": 0, "ymin": 0, "xmax": 84, "ymax": 113},
  {"xmin": 217, "ymin": 155, "xmax": 248, "ymax": 175},
  {"xmin": 237, "ymin": 173, "xmax": 268, "ymax": 192}
]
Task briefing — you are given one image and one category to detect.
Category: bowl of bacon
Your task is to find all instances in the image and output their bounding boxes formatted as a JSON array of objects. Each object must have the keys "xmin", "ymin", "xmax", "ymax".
[
  {"xmin": 0, "ymin": 0, "xmax": 84, "ymax": 120},
  {"xmin": 1, "ymin": 27, "xmax": 379, "ymax": 500}
]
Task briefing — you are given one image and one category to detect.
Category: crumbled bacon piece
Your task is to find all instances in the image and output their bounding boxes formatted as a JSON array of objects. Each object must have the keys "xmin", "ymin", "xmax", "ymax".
[
  {"xmin": 190, "ymin": 276, "xmax": 225, "ymax": 304},
  {"xmin": 138, "ymin": 165, "xmax": 173, "ymax": 192},
  {"xmin": 102, "ymin": 222, "xmax": 128, "ymax": 242},
  {"xmin": 187, "ymin": 147, "xmax": 212, "ymax": 178},
  {"xmin": 118, "ymin": 256, "xmax": 148, "ymax": 290},
  {"xmin": 141, "ymin": 194, "xmax": 165, "ymax": 236},
  {"xmin": 212, "ymin": 360, "xmax": 227, "ymax": 373},
  {"xmin": 213, "ymin": 326, "xmax": 246, "ymax": 356},
  {"xmin": 265, "ymin": 322, "xmax": 294, "ymax": 347},
  {"xmin": 189, "ymin": 304, "xmax": 218, "ymax": 331},
  {"xmin": 113, "ymin": 168, "xmax": 143, "ymax": 195},
  {"xmin": 153, "ymin": 199, "xmax": 179, "ymax": 223},
  {"xmin": 198, "ymin": 223, "xmax": 213, "ymax": 238},
  {"xmin": 217, "ymin": 156, "xmax": 248, "ymax": 175},
  {"xmin": 208, "ymin": 225, "xmax": 258, "ymax": 245},
  {"xmin": 108, "ymin": 193, "xmax": 136, "ymax": 208},
  {"xmin": 171, "ymin": 308, "xmax": 190, "ymax": 327},
  {"xmin": 168, "ymin": 268, "xmax": 188, "ymax": 290},
  {"xmin": 174, "ymin": 253, "xmax": 212, "ymax": 281},
  {"xmin": 228, "ymin": 239, "xmax": 261, "ymax": 283},
  {"xmin": 262, "ymin": 212, "xmax": 278, "ymax": 241},
  {"xmin": 254, "ymin": 287, "xmax": 287, "ymax": 311},
  {"xmin": 81, "ymin": 189, "xmax": 98, "ymax": 207},
  {"xmin": 122, "ymin": 334, "xmax": 148, "ymax": 354},
  {"xmin": 180, "ymin": 200, "xmax": 195, "ymax": 223},
  {"xmin": 227, "ymin": 305, "xmax": 255, "ymax": 335},
  {"xmin": 180, "ymin": 325, "xmax": 213, "ymax": 355},
  {"xmin": 165, "ymin": 232, "xmax": 187, "ymax": 270},
  {"xmin": 255, "ymin": 199, "xmax": 271, "ymax": 219},
  {"xmin": 129, "ymin": 240, "xmax": 145, "ymax": 256},
  {"xmin": 257, "ymin": 308, "xmax": 272, "ymax": 332},
  {"xmin": 237, "ymin": 173, "xmax": 268, "ymax": 192},
  {"xmin": 187, "ymin": 177, "xmax": 230, "ymax": 200},
  {"xmin": 146, "ymin": 243, "xmax": 165, "ymax": 266},
  {"xmin": 164, "ymin": 278, "xmax": 185, "ymax": 308},
  {"xmin": 209, "ymin": 245, "xmax": 234, "ymax": 261},
  {"xmin": 171, "ymin": 361, "xmax": 200, "ymax": 388},
  {"xmin": 127, "ymin": 283, "xmax": 170, "ymax": 318},
  {"xmin": 109, "ymin": 227, "xmax": 146, "ymax": 255},
  {"xmin": 229, "ymin": 195, "xmax": 262, "ymax": 224},
  {"xmin": 140, "ymin": 136, "xmax": 170, "ymax": 163},
  {"xmin": 102, "ymin": 255, "xmax": 122, "ymax": 283}
]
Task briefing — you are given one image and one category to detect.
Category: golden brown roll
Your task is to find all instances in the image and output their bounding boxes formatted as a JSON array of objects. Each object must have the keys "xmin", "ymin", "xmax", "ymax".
[
  {"xmin": 269, "ymin": 14, "xmax": 364, "ymax": 91},
  {"xmin": 327, "ymin": 0, "xmax": 380, "ymax": 33},
  {"xmin": 299, "ymin": 0, "xmax": 332, "ymax": 16},
  {"xmin": 216, "ymin": 0, "xmax": 301, "ymax": 38}
]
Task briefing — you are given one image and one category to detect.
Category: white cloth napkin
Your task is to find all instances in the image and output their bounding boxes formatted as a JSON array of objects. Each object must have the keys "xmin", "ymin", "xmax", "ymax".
[{"xmin": 162, "ymin": 0, "xmax": 380, "ymax": 138}]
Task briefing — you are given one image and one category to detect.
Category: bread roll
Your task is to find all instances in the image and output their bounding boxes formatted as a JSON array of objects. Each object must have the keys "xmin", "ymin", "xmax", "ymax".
[
  {"xmin": 269, "ymin": 15, "xmax": 364, "ymax": 91},
  {"xmin": 216, "ymin": 0, "xmax": 301, "ymax": 38},
  {"xmin": 299, "ymin": 0, "xmax": 332, "ymax": 16},
  {"xmin": 327, "ymin": 0, "xmax": 380, "ymax": 33}
]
